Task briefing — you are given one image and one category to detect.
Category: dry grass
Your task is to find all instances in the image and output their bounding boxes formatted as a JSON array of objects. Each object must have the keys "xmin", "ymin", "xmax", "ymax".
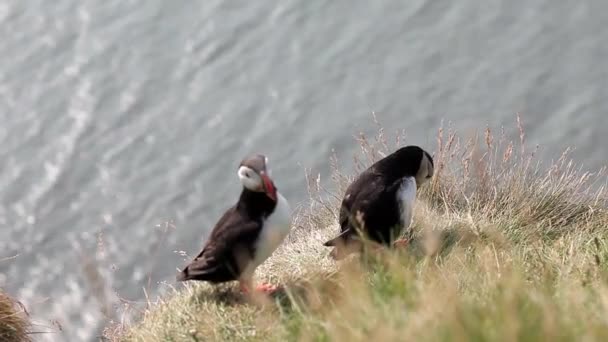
[
  {"xmin": 105, "ymin": 116, "xmax": 608, "ymax": 342},
  {"xmin": 0, "ymin": 289, "xmax": 31, "ymax": 342}
]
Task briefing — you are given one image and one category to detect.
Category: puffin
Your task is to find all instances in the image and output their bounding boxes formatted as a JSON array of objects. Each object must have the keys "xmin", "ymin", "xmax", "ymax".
[
  {"xmin": 176, "ymin": 154, "xmax": 292, "ymax": 294},
  {"xmin": 323, "ymin": 145, "xmax": 434, "ymax": 259}
]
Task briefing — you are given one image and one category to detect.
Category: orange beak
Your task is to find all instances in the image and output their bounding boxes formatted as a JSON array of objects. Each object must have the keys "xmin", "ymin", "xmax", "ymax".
[{"xmin": 260, "ymin": 173, "xmax": 277, "ymax": 201}]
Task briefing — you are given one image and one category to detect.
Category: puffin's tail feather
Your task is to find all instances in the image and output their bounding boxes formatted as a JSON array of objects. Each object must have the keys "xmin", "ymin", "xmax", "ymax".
[
  {"xmin": 324, "ymin": 229, "xmax": 353, "ymax": 247},
  {"xmin": 176, "ymin": 261, "xmax": 224, "ymax": 282},
  {"xmin": 323, "ymin": 237, "xmax": 338, "ymax": 247},
  {"xmin": 176, "ymin": 268, "xmax": 189, "ymax": 282}
]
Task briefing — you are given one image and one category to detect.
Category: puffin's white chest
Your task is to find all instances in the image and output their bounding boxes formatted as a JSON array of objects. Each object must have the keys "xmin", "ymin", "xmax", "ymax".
[
  {"xmin": 397, "ymin": 176, "xmax": 417, "ymax": 229},
  {"xmin": 245, "ymin": 193, "xmax": 292, "ymax": 276}
]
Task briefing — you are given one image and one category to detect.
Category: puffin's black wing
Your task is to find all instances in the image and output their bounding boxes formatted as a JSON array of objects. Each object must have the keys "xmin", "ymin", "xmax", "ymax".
[
  {"xmin": 177, "ymin": 207, "xmax": 263, "ymax": 283},
  {"xmin": 339, "ymin": 174, "xmax": 384, "ymax": 230},
  {"xmin": 324, "ymin": 172, "xmax": 383, "ymax": 246},
  {"xmin": 325, "ymin": 172, "xmax": 402, "ymax": 247}
]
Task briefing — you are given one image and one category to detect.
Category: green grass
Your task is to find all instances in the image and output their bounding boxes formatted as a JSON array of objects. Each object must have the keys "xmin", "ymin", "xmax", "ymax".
[{"xmin": 105, "ymin": 117, "xmax": 608, "ymax": 342}]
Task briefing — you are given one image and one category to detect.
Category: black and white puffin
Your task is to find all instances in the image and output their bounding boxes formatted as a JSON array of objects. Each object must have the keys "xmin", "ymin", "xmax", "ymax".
[
  {"xmin": 176, "ymin": 154, "xmax": 292, "ymax": 294},
  {"xmin": 323, "ymin": 145, "xmax": 434, "ymax": 259}
]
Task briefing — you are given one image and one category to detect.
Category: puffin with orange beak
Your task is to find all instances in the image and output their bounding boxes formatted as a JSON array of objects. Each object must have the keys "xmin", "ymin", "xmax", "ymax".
[{"xmin": 177, "ymin": 154, "xmax": 292, "ymax": 294}]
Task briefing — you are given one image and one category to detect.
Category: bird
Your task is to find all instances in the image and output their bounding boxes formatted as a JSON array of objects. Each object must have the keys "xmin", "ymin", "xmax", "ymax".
[
  {"xmin": 323, "ymin": 145, "xmax": 434, "ymax": 260},
  {"xmin": 176, "ymin": 154, "xmax": 292, "ymax": 294}
]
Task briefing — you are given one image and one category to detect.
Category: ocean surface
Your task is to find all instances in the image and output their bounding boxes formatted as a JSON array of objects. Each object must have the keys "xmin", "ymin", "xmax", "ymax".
[{"xmin": 1, "ymin": 1, "xmax": 607, "ymax": 340}]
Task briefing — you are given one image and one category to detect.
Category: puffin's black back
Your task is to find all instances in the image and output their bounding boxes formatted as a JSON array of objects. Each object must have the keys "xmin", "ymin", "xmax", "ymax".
[
  {"xmin": 370, "ymin": 146, "xmax": 426, "ymax": 181},
  {"xmin": 327, "ymin": 146, "xmax": 427, "ymax": 248}
]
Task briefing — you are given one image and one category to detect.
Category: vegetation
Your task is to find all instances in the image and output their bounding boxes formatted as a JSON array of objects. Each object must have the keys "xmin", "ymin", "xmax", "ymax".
[
  {"xmin": 105, "ymin": 117, "xmax": 608, "ymax": 341},
  {"xmin": 0, "ymin": 289, "xmax": 31, "ymax": 342}
]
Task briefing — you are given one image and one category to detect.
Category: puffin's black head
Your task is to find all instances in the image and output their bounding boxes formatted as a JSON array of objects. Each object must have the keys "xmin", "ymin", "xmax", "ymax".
[
  {"xmin": 237, "ymin": 154, "xmax": 277, "ymax": 201},
  {"xmin": 386, "ymin": 145, "xmax": 434, "ymax": 186}
]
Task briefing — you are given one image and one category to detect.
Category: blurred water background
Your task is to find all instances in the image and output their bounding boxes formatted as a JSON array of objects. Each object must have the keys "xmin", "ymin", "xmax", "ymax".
[{"xmin": 1, "ymin": 1, "xmax": 607, "ymax": 340}]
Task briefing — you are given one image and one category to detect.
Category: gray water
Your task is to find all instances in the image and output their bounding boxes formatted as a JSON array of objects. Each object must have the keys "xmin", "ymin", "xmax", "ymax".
[{"xmin": 1, "ymin": 1, "xmax": 607, "ymax": 340}]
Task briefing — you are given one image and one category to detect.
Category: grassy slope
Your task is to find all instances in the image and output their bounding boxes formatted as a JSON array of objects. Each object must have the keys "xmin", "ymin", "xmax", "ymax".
[
  {"xmin": 0, "ymin": 289, "xmax": 31, "ymax": 342},
  {"xmin": 105, "ymin": 121, "xmax": 608, "ymax": 342}
]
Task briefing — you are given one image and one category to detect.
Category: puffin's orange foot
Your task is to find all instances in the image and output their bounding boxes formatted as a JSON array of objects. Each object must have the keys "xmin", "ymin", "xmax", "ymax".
[
  {"xmin": 393, "ymin": 238, "xmax": 410, "ymax": 248},
  {"xmin": 255, "ymin": 283, "xmax": 279, "ymax": 294}
]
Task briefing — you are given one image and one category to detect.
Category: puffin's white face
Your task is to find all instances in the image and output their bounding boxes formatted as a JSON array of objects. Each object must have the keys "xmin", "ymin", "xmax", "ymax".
[
  {"xmin": 238, "ymin": 166, "xmax": 264, "ymax": 192},
  {"xmin": 415, "ymin": 152, "xmax": 434, "ymax": 186},
  {"xmin": 237, "ymin": 162, "xmax": 277, "ymax": 201},
  {"xmin": 264, "ymin": 156, "xmax": 272, "ymax": 177}
]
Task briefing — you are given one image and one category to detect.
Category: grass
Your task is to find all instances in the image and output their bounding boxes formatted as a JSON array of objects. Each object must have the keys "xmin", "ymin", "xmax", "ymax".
[
  {"xmin": 0, "ymin": 289, "xmax": 31, "ymax": 342},
  {"xmin": 104, "ymin": 116, "xmax": 608, "ymax": 342}
]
